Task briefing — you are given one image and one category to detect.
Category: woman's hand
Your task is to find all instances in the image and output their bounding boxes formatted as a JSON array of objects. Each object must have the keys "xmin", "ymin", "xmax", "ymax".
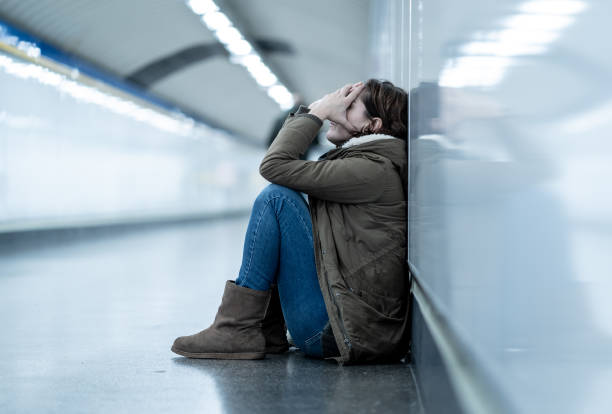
[{"xmin": 308, "ymin": 82, "xmax": 365, "ymax": 132}]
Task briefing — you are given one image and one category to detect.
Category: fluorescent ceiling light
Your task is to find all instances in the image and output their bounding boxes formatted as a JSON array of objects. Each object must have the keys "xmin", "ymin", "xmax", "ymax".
[
  {"xmin": 244, "ymin": 58, "xmax": 268, "ymax": 75},
  {"xmin": 185, "ymin": 0, "xmax": 294, "ymax": 109},
  {"xmin": 267, "ymin": 84, "xmax": 294, "ymax": 109},
  {"xmin": 503, "ymin": 14, "xmax": 574, "ymax": 31},
  {"xmin": 202, "ymin": 11, "xmax": 231, "ymax": 31},
  {"xmin": 255, "ymin": 71, "xmax": 277, "ymax": 87},
  {"xmin": 0, "ymin": 28, "xmax": 41, "ymax": 58},
  {"xmin": 226, "ymin": 40, "xmax": 252, "ymax": 56},
  {"xmin": 214, "ymin": 26, "xmax": 242, "ymax": 45},
  {"xmin": 461, "ymin": 40, "xmax": 546, "ymax": 56},
  {"xmin": 439, "ymin": 56, "xmax": 511, "ymax": 88},
  {"xmin": 187, "ymin": 0, "xmax": 218, "ymax": 15},
  {"xmin": 488, "ymin": 29, "xmax": 560, "ymax": 45},
  {"xmin": 0, "ymin": 55, "xmax": 196, "ymax": 136},
  {"xmin": 245, "ymin": 62, "xmax": 277, "ymax": 87},
  {"xmin": 445, "ymin": 0, "xmax": 585, "ymax": 87},
  {"xmin": 518, "ymin": 0, "xmax": 588, "ymax": 15},
  {"xmin": 233, "ymin": 53, "xmax": 262, "ymax": 67}
]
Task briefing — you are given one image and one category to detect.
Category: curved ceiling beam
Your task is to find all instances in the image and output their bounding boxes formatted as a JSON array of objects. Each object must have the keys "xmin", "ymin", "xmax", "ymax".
[
  {"xmin": 125, "ymin": 43, "xmax": 226, "ymax": 88},
  {"xmin": 126, "ymin": 39, "xmax": 294, "ymax": 89}
]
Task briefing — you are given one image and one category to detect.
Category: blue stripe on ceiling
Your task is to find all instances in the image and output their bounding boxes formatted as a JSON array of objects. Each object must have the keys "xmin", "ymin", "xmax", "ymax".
[{"xmin": 0, "ymin": 18, "xmax": 239, "ymax": 138}]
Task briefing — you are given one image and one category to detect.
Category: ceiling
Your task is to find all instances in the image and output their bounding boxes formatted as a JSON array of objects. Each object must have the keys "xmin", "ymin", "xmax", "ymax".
[{"xmin": 0, "ymin": 0, "xmax": 371, "ymax": 144}]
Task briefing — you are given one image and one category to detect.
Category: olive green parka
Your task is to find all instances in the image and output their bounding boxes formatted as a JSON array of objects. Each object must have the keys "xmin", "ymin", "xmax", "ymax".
[{"xmin": 259, "ymin": 107, "xmax": 410, "ymax": 364}]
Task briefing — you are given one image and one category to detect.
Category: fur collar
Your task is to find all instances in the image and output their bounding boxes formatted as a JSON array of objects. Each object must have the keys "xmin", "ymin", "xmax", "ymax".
[{"xmin": 340, "ymin": 133, "xmax": 399, "ymax": 149}]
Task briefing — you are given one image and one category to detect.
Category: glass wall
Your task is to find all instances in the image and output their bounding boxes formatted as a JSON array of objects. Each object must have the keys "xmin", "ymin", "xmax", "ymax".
[{"xmin": 372, "ymin": 0, "xmax": 612, "ymax": 412}]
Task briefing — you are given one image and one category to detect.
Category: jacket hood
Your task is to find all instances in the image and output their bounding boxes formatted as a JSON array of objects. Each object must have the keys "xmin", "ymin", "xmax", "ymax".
[{"xmin": 342, "ymin": 134, "xmax": 408, "ymax": 191}]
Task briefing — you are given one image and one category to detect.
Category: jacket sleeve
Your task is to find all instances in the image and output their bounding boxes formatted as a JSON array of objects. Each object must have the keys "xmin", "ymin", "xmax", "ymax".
[{"xmin": 259, "ymin": 110, "xmax": 386, "ymax": 204}]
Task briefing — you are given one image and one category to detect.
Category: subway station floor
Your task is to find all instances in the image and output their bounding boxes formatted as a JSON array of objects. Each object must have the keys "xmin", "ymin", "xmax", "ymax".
[{"xmin": 0, "ymin": 217, "xmax": 422, "ymax": 413}]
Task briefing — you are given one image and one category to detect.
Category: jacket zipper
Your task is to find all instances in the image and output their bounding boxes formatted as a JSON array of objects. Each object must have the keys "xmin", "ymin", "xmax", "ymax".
[
  {"xmin": 309, "ymin": 201, "xmax": 352, "ymax": 358},
  {"xmin": 330, "ymin": 285, "xmax": 352, "ymax": 350}
]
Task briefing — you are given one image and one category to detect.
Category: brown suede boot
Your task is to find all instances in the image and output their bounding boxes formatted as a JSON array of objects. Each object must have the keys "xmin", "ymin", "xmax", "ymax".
[
  {"xmin": 262, "ymin": 284, "xmax": 290, "ymax": 354},
  {"xmin": 171, "ymin": 280, "xmax": 270, "ymax": 359}
]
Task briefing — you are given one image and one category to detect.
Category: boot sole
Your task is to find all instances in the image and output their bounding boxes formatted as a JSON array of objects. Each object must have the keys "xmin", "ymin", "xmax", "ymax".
[{"xmin": 171, "ymin": 345, "xmax": 265, "ymax": 360}]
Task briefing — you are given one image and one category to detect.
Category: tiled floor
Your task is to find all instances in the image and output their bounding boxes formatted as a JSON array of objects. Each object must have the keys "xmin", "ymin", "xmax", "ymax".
[{"xmin": 0, "ymin": 218, "xmax": 421, "ymax": 413}]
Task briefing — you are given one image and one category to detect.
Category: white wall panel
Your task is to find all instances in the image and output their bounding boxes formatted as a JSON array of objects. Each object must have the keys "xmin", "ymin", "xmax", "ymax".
[
  {"xmin": 0, "ymin": 49, "xmax": 266, "ymax": 231},
  {"xmin": 371, "ymin": 0, "xmax": 612, "ymax": 412}
]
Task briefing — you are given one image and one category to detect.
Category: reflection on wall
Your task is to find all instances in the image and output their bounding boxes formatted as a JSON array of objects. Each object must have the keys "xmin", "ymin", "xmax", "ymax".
[
  {"xmin": 372, "ymin": 0, "xmax": 612, "ymax": 413},
  {"xmin": 0, "ymin": 49, "xmax": 266, "ymax": 231}
]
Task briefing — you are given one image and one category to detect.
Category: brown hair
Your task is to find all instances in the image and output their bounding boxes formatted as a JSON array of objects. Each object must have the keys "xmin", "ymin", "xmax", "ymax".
[{"xmin": 360, "ymin": 79, "xmax": 408, "ymax": 139}]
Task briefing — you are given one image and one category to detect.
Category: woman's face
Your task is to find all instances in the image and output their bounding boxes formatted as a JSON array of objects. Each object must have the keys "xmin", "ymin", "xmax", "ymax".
[{"xmin": 326, "ymin": 94, "xmax": 372, "ymax": 146}]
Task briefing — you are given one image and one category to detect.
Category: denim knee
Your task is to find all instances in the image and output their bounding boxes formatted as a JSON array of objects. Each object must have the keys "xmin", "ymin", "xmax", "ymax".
[{"xmin": 256, "ymin": 184, "xmax": 304, "ymax": 206}]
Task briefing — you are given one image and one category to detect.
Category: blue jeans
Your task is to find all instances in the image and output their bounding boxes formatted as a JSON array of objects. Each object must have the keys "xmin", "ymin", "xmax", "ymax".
[{"xmin": 235, "ymin": 184, "xmax": 329, "ymax": 358}]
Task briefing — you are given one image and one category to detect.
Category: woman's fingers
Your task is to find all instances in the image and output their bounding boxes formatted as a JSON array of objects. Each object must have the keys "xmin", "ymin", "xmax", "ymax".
[
  {"xmin": 310, "ymin": 82, "xmax": 365, "ymax": 123},
  {"xmin": 345, "ymin": 82, "xmax": 365, "ymax": 104},
  {"xmin": 331, "ymin": 82, "xmax": 363, "ymax": 100},
  {"xmin": 339, "ymin": 84, "xmax": 353, "ymax": 97}
]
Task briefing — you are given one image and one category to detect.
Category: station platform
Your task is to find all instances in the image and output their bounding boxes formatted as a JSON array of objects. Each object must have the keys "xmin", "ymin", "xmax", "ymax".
[{"xmin": 0, "ymin": 218, "xmax": 422, "ymax": 413}]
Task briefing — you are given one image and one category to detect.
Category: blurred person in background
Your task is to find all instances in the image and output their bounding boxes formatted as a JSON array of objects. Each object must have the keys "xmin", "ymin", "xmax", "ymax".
[{"xmin": 172, "ymin": 79, "xmax": 409, "ymax": 364}]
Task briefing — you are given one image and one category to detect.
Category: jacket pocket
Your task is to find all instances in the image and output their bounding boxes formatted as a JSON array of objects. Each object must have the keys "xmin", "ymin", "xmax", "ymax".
[
  {"xmin": 346, "ymin": 251, "xmax": 407, "ymax": 319},
  {"xmin": 336, "ymin": 289, "xmax": 407, "ymax": 362},
  {"xmin": 352, "ymin": 287, "xmax": 404, "ymax": 318}
]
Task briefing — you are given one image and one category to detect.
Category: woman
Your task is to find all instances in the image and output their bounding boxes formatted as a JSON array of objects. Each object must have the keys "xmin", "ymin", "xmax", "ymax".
[{"xmin": 171, "ymin": 79, "xmax": 409, "ymax": 364}]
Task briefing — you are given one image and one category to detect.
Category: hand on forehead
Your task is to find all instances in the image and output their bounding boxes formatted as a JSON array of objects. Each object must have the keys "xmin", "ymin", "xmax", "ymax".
[{"xmin": 348, "ymin": 81, "xmax": 365, "ymax": 94}]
